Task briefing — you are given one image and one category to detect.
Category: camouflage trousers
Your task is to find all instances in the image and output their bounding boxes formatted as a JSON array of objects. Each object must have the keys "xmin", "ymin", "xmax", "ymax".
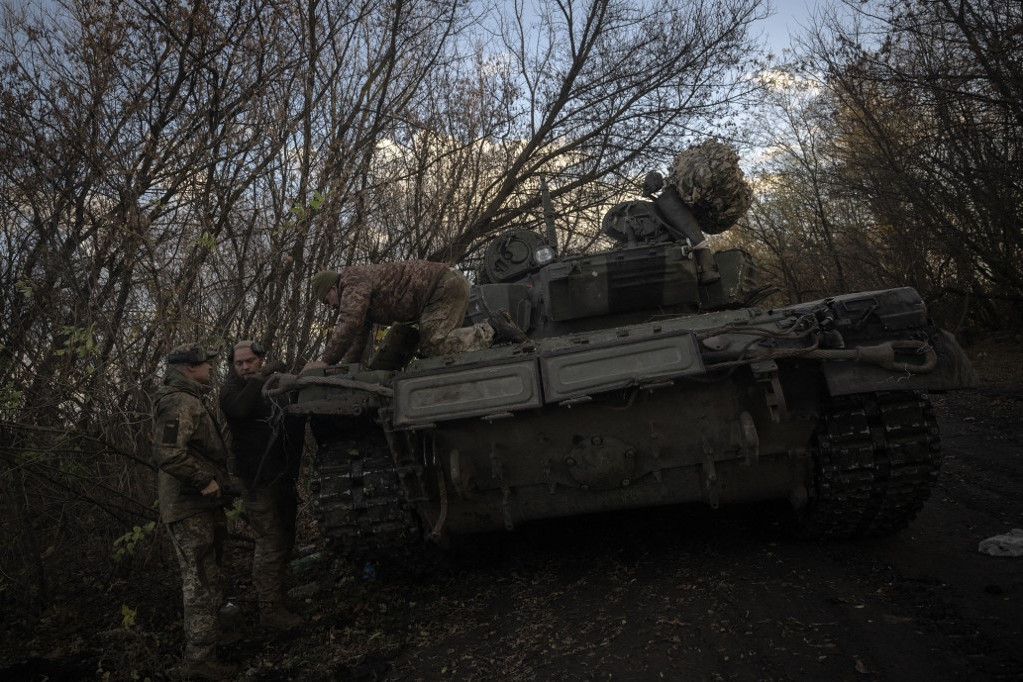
[
  {"xmin": 166, "ymin": 509, "xmax": 227, "ymax": 664},
  {"xmin": 242, "ymin": 480, "xmax": 298, "ymax": 608},
  {"xmin": 418, "ymin": 269, "xmax": 494, "ymax": 356}
]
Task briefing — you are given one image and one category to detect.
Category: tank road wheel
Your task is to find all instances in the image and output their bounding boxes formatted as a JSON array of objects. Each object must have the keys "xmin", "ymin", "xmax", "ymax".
[
  {"xmin": 309, "ymin": 434, "xmax": 422, "ymax": 561},
  {"xmin": 796, "ymin": 391, "xmax": 942, "ymax": 540}
]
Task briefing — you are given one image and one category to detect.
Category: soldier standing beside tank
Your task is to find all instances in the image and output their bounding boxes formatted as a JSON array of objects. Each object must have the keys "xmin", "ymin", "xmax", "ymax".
[
  {"xmin": 306, "ymin": 262, "xmax": 526, "ymax": 368},
  {"xmin": 218, "ymin": 340, "xmax": 304, "ymax": 631},
  {"xmin": 151, "ymin": 343, "xmax": 237, "ymax": 681}
]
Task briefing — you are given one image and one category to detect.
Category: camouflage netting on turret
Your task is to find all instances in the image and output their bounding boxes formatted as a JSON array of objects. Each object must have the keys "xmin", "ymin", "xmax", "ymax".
[{"xmin": 666, "ymin": 139, "xmax": 753, "ymax": 235}]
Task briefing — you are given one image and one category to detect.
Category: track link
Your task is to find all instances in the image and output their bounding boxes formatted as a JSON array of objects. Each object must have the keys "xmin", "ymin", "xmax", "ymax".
[
  {"xmin": 798, "ymin": 391, "xmax": 941, "ymax": 539},
  {"xmin": 309, "ymin": 434, "xmax": 421, "ymax": 559}
]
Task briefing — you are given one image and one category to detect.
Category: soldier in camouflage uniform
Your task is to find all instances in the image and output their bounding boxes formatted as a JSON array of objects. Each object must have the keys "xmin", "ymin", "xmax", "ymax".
[
  {"xmin": 308, "ymin": 261, "xmax": 525, "ymax": 366},
  {"xmin": 219, "ymin": 341, "xmax": 304, "ymax": 631},
  {"xmin": 152, "ymin": 343, "xmax": 237, "ymax": 681}
]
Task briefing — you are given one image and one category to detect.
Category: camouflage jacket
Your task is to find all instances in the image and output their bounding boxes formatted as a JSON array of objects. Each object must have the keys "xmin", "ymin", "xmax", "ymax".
[
  {"xmin": 321, "ymin": 260, "xmax": 448, "ymax": 365},
  {"xmin": 151, "ymin": 368, "xmax": 230, "ymax": 523}
]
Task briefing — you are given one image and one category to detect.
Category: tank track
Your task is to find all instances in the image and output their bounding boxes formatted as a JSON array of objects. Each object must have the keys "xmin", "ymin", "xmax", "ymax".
[
  {"xmin": 797, "ymin": 390, "xmax": 942, "ymax": 539},
  {"xmin": 309, "ymin": 434, "xmax": 421, "ymax": 559}
]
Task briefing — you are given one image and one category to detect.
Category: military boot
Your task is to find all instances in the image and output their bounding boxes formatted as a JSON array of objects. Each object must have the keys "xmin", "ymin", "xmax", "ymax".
[
  {"xmin": 259, "ymin": 603, "xmax": 303, "ymax": 631},
  {"xmin": 489, "ymin": 309, "xmax": 528, "ymax": 344},
  {"xmin": 179, "ymin": 658, "xmax": 238, "ymax": 681},
  {"xmin": 217, "ymin": 602, "xmax": 243, "ymax": 644}
]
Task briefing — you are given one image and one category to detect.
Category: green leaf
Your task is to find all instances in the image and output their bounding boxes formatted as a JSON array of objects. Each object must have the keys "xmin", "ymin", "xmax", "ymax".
[
  {"xmin": 120, "ymin": 603, "xmax": 137, "ymax": 628},
  {"xmin": 15, "ymin": 279, "xmax": 33, "ymax": 299}
]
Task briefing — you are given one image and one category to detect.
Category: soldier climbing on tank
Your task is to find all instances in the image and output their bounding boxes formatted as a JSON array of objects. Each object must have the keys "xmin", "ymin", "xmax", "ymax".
[
  {"xmin": 640, "ymin": 170, "xmax": 720, "ymax": 284},
  {"xmin": 151, "ymin": 343, "xmax": 237, "ymax": 681},
  {"xmin": 642, "ymin": 139, "xmax": 755, "ymax": 285},
  {"xmin": 306, "ymin": 262, "xmax": 527, "ymax": 368}
]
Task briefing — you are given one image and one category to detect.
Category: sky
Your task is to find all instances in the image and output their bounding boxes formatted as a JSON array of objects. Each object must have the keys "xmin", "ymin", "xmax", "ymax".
[
  {"xmin": 5, "ymin": 0, "xmax": 836, "ymax": 57},
  {"xmin": 758, "ymin": 0, "xmax": 830, "ymax": 56}
]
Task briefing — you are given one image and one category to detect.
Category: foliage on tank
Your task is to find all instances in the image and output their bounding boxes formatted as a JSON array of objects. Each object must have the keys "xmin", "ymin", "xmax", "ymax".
[{"xmin": 666, "ymin": 139, "xmax": 754, "ymax": 235}]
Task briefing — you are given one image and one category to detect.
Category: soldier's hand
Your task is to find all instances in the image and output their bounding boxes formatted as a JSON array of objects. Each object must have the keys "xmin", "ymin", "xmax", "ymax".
[
  {"xmin": 259, "ymin": 359, "xmax": 286, "ymax": 376},
  {"xmin": 303, "ymin": 361, "xmax": 328, "ymax": 372},
  {"xmin": 200, "ymin": 480, "xmax": 221, "ymax": 497}
]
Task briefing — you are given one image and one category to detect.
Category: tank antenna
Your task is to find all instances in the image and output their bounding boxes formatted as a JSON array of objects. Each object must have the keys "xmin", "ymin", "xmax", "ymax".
[{"xmin": 540, "ymin": 177, "xmax": 558, "ymax": 255}]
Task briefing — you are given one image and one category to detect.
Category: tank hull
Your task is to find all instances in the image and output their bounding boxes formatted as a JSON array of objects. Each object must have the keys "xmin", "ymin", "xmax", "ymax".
[
  {"xmin": 388, "ymin": 377, "xmax": 813, "ymax": 535},
  {"xmin": 294, "ymin": 287, "xmax": 974, "ymax": 555}
]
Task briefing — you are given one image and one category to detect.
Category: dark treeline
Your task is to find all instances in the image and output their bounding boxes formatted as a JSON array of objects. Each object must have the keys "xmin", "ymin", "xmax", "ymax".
[
  {"xmin": 0, "ymin": 0, "xmax": 1019, "ymax": 637},
  {"xmin": 737, "ymin": 0, "xmax": 1022, "ymax": 334}
]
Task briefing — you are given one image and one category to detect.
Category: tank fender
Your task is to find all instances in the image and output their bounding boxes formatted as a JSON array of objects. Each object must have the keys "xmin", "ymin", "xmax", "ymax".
[{"xmin": 822, "ymin": 329, "xmax": 978, "ymax": 396}]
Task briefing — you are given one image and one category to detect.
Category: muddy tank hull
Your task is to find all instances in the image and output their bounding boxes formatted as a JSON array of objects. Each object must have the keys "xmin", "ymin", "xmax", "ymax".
[
  {"xmin": 292, "ymin": 287, "xmax": 974, "ymax": 555},
  {"xmin": 387, "ymin": 372, "xmax": 814, "ymax": 535}
]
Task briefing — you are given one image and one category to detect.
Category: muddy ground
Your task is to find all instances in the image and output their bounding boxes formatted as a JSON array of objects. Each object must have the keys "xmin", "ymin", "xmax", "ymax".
[{"xmin": 2, "ymin": 337, "xmax": 1021, "ymax": 681}]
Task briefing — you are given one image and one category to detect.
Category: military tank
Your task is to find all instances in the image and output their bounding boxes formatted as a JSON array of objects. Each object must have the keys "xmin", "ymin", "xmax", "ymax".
[{"xmin": 282, "ymin": 142, "xmax": 977, "ymax": 558}]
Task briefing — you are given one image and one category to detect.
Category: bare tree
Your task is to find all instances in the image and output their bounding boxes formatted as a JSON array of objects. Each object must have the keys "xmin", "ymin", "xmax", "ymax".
[
  {"xmin": 337, "ymin": 0, "xmax": 767, "ymax": 266},
  {"xmin": 0, "ymin": 0, "xmax": 319, "ymax": 612},
  {"xmin": 802, "ymin": 0, "xmax": 1023, "ymax": 325},
  {"xmin": 724, "ymin": 0, "xmax": 1021, "ymax": 333}
]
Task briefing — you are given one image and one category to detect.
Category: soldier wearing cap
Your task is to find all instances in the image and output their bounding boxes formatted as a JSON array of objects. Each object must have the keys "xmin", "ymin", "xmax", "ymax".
[
  {"xmin": 152, "ymin": 342, "xmax": 237, "ymax": 680},
  {"xmin": 219, "ymin": 340, "xmax": 304, "ymax": 631},
  {"xmin": 308, "ymin": 262, "xmax": 526, "ymax": 368}
]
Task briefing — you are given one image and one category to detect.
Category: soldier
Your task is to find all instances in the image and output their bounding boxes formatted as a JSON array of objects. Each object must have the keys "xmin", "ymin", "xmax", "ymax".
[
  {"xmin": 151, "ymin": 343, "xmax": 237, "ymax": 681},
  {"xmin": 307, "ymin": 262, "xmax": 526, "ymax": 367},
  {"xmin": 218, "ymin": 340, "xmax": 304, "ymax": 631}
]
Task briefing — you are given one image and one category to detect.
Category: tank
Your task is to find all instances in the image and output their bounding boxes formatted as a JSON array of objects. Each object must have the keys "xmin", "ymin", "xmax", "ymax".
[{"xmin": 281, "ymin": 149, "xmax": 977, "ymax": 558}]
